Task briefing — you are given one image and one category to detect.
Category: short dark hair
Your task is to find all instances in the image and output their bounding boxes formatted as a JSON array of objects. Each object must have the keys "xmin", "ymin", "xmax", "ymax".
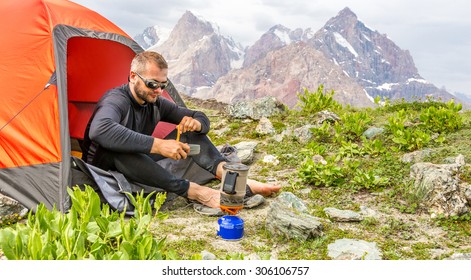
[{"xmin": 131, "ymin": 51, "xmax": 168, "ymax": 73}]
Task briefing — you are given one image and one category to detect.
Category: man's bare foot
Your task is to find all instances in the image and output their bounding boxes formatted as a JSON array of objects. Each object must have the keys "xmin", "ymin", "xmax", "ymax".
[
  {"xmin": 187, "ymin": 183, "xmax": 220, "ymax": 208},
  {"xmin": 247, "ymin": 179, "xmax": 281, "ymax": 197}
]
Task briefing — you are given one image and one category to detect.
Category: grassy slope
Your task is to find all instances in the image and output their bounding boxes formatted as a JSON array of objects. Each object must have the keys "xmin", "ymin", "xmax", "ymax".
[{"xmin": 154, "ymin": 96, "xmax": 471, "ymax": 260}]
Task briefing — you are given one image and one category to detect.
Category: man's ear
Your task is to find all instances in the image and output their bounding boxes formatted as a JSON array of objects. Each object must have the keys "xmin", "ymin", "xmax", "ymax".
[{"xmin": 128, "ymin": 71, "xmax": 136, "ymax": 83}]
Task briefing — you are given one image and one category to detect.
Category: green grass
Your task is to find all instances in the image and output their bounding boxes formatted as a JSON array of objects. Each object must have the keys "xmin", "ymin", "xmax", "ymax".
[{"xmin": 208, "ymin": 96, "xmax": 471, "ymax": 260}]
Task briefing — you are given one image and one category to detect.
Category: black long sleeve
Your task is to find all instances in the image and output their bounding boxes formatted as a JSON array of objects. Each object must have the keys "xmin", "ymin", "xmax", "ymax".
[
  {"xmin": 88, "ymin": 90, "xmax": 154, "ymax": 154},
  {"xmin": 86, "ymin": 84, "xmax": 210, "ymax": 156},
  {"xmin": 156, "ymin": 97, "xmax": 210, "ymax": 134}
]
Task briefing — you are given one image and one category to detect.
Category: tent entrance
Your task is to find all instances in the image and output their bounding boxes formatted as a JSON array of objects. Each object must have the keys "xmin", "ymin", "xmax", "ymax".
[{"xmin": 67, "ymin": 36, "xmax": 137, "ymax": 141}]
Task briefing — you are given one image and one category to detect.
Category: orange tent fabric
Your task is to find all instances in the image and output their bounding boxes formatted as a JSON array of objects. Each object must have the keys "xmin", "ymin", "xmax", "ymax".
[
  {"xmin": 0, "ymin": 0, "xmax": 143, "ymax": 211},
  {"xmin": 0, "ymin": 0, "xmax": 130, "ymax": 168}
]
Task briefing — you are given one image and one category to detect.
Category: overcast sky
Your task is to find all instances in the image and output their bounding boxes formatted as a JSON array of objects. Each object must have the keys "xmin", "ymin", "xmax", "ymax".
[{"xmin": 72, "ymin": 0, "xmax": 471, "ymax": 96}]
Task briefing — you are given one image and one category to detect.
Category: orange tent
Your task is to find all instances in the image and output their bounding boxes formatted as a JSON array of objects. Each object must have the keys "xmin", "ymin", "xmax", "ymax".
[{"xmin": 0, "ymin": 0, "xmax": 185, "ymax": 212}]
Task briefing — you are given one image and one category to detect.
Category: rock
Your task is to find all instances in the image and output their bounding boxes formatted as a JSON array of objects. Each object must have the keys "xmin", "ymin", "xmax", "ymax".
[
  {"xmin": 294, "ymin": 125, "xmax": 315, "ymax": 144},
  {"xmin": 273, "ymin": 134, "xmax": 284, "ymax": 142},
  {"xmin": 213, "ymin": 126, "xmax": 231, "ymax": 137},
  {"xmin": 362, "ymin": 126, "xmax": 384, "ymax": 139},
  {"xmin": 324, "ymin": 207, "xmax": 363, "ymax": 222},
  {"xmin": 266, "ymin": 192, "xmax": 323, "ymax": 240},
  {"xmin": 0, "ymin": 193, "xmax": 28, "ymax": 226},
  {"xmin": 256, "ymin": 117, "xmax": 276, "ymax": 135},
  {"xmin": 234, "ymin": 141, "xmax": 258, "ymax": 164},
  {"xmin": 327, "ymin": 238, "xmax": 382, "ymax": 260},
  {"xmin": 274, "ymin": 128, "xmax": 294, "ymax": 142},
  {"xmin": 429, "ymin": 249, "xmax": 449, "ymax": 259},
  {"xmin": 401, "ymin": 149, "xmax": 434, "ymax": 163},
  {"xmin": 312, "ymin": 155, "xmax": 327, "ymax": 165},
  {"xmin": 359, "ymin": 206, "xmax": 378, "ymax": 218},
  {"xmin": 201, "ymin": 250, "xmax": 217, "ymax": 260},
  {"xmin": 228, "ymin": 96, "xmax": 285, "ymax": 120},
  {"xmin": 299, "ymin": 188, "xmax": 312, "ymax": 195},
  {"xmin": 262, "ymin": 155, "xmax": 279, "ymax": 165},
  {"xmin": 445, "ymin": 253, "xmax": 471, "ymax": 260},
  {"xmin": 443, "ymin": 157, "xmax": 458, "ymax": 164},
  {"xmin": 316, "ymin": 110, "xmax": 340, "ymax": 124},
  {"xmin": 274, "ymin": 192, "xmax": 309, "ymax": 213},
  {"xmin": 410, "ymin": 154, "xmax": 469, "ymax": 217},
  {"xmin": 464, "ymin": 184, "xmax": 471, "ymax": 204}
]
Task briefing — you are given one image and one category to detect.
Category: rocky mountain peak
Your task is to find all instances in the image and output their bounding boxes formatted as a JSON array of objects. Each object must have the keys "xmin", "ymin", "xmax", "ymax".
[
  {"xmin": 150, "ymin": 11, "xmax": 216, "ymax": 60},
  {"xmin": 133, "ymin": 26, "xmax": 158, "ymax": 50},
  {"xmin": 337, "ymin": 7, "xmax": 357, "ymax": 20},
  {"xmin": 133, "ymin": 25, "xmax": 171, "ymax": 49},
  {"xmin": 310, "ymin": 6, "xmax": 419, "ymax": 80},
  {"xmin": 305, "ymin": 7, "xmax": 455, "ymax": 103},
  {"xmin": 243, "ymin": 24, "xmax": 313, "ymax": 68},
  {"xmin": 323, "ymin": 7, "xmax": 358, "ymax": 31},
  {"xmin": 149, "ymin": 11, "xmax": 244, "ymax": 95}
]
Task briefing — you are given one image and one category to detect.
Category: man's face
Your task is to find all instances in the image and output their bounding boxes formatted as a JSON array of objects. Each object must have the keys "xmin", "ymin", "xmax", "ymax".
[{"xmin": 130, "ymin": 63, "xmax": 168, "ymax": 104}]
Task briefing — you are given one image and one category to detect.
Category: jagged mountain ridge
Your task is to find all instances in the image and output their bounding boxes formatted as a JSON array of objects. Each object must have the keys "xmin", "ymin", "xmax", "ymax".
[
  {"xmin": 147, "ymin": 11, "xmax": 244, "ymax": 92},
  {"xmin": 308, "ymin": 7, "xmax": 455, "ymax": 103},
  {"xmin": 134, "ymin": 8, "xmax": 462, "ymax": 108},
  {"xmin": 242, "ymin": 24, "xmax": 315, "ymax": 68},
  {"xmin": 134, "ymin": 25, "xmax": 171, "ymax": 50}
]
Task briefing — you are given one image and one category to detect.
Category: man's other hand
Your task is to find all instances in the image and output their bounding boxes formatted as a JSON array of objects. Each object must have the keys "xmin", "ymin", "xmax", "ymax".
[
  {"xmin": 151, "ymin": 138, "xmax": 190, "ymax": 160},
  {"xmin": 177, "ymin": 116, "xmax": 202, "ymax": 133}
]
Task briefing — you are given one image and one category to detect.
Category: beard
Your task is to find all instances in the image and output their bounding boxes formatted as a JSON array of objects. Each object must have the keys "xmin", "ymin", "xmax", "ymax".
[{"xmin": 133, "ymin": 82, "xmax": 159, "ymax": 104}]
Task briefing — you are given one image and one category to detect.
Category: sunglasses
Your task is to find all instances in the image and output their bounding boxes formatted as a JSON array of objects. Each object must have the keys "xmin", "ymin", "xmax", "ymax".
[{"xmin": 134, "ymin": 72, "xmax": 168, "ymax": 90}]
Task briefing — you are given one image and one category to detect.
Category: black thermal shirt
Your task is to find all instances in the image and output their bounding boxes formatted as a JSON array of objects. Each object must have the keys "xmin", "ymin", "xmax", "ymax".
[{"xmin": 82, "ymin": 84, "xmax": 210, "ymax": 163}]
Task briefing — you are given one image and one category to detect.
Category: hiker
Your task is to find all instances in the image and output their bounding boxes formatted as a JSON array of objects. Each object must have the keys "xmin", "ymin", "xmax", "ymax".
[{"xmin": 81, "ymin": 51, "xmax": 281, "ymax": 210}]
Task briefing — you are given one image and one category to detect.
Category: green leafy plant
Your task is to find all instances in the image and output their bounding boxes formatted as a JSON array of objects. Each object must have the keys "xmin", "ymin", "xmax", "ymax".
[
  {"xmin": 302, "ymin": 141, "xmax": 328, "ymax": 157},
  {"xmin": 342, "ymin": 157, "xmax": 362, "ymax": 171},
  {"xmin": 0, "ymin": 185, "xmax": 174, "ymax": 260},
  {"xmin": 310, "ymin": 121, "xmax": 333, "ymax": 143},
  {"xmin": 296, "ymin": 85, "xmax": 342, "ymax": 114},
  {"xmin": 298, "ymin": 157, "xmax": 346, "ymax": 187},
  {"xmin": 419, "ymin": 102, "xmax": 462, "ymax": 133},
  {"xmin": 337, "ymin": 141, "xmax": 364, "ymax": 159},
  {"xmin": 362, "ymin": 137, "xmax": 387, "ymax": 157},
  {"xmin": 374, "ymin": 95, "xmax": 382, "ymax": 105},
  {"xmin": 385, "ymin": 109, "xmax": 408, "ymax": 133},
  {"xmin": 391, "ymin": 128, "xmax": 431, "ymax": 151},
  {"xmin": 339, "ymin": 111, "xmax": 373, "ymax": 141},
  {"xmin": 351, "ymin": 169, "xmax": 389, "ymax": 190},
  {"xmin": 386, "ymin": 109, "xmax": 431, "ymax": 151}
]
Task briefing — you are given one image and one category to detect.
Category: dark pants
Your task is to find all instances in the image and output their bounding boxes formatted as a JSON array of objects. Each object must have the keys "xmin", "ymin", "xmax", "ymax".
[{"xmin": 90, "ymin": 130, "xmax": 227, "ymax": 197}]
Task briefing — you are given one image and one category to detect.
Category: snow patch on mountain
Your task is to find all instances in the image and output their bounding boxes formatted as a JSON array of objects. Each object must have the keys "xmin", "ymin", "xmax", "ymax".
[
  {"xmin": 333, "ymin": 32, "xmax": 358, "ymax": 57},
  {"xmin": 274, "ymin": 28, "xmax": 292, "ymax": 45}
]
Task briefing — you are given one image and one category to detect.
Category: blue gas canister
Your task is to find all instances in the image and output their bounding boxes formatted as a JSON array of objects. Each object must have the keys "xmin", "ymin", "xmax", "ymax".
[{"xmin": 217, "ymin": 215, "xmax": 244, "ymax": 240}]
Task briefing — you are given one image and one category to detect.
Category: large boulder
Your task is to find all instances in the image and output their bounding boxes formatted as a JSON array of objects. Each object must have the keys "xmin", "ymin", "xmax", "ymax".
[
  {"xmin": 228, "ymin": 96, "xmax": 286, "ymax": 120},
  {"xmin": 410, "ymin": 154, "xmax": 469, "ymax": 217},
  {"xmin": 266, "ymin": 192, "xmax": 323, "ymax": 240},
  {"xmin": 0, "ymin": 193, "xmax": 28, "ymax": 226}
]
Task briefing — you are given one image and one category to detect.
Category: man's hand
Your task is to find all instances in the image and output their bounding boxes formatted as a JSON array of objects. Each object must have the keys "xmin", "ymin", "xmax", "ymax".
[
  {"xmin": 151, "ymin": 138, "xmax": 190, "ymax": 160},
  {"xmin": 177, "ymin": 116, "xmax": 202, "ymax": 133}
]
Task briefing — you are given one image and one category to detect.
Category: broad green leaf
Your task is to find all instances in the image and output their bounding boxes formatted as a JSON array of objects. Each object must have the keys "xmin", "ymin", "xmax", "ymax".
[
  {"xmin": 28, "ymin": 229, "xmax": 43, "ymax": 259},
  {"xmin": 95, "ymin": 216, "xmax": 109, "ymax": 233},
  {"xmin": 107, "ymin": 220, "xmax": 122, "ymax": 238},
  {"xmin": 0, "ymin": 228, "xmax": 18, "ymax": 259}
]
